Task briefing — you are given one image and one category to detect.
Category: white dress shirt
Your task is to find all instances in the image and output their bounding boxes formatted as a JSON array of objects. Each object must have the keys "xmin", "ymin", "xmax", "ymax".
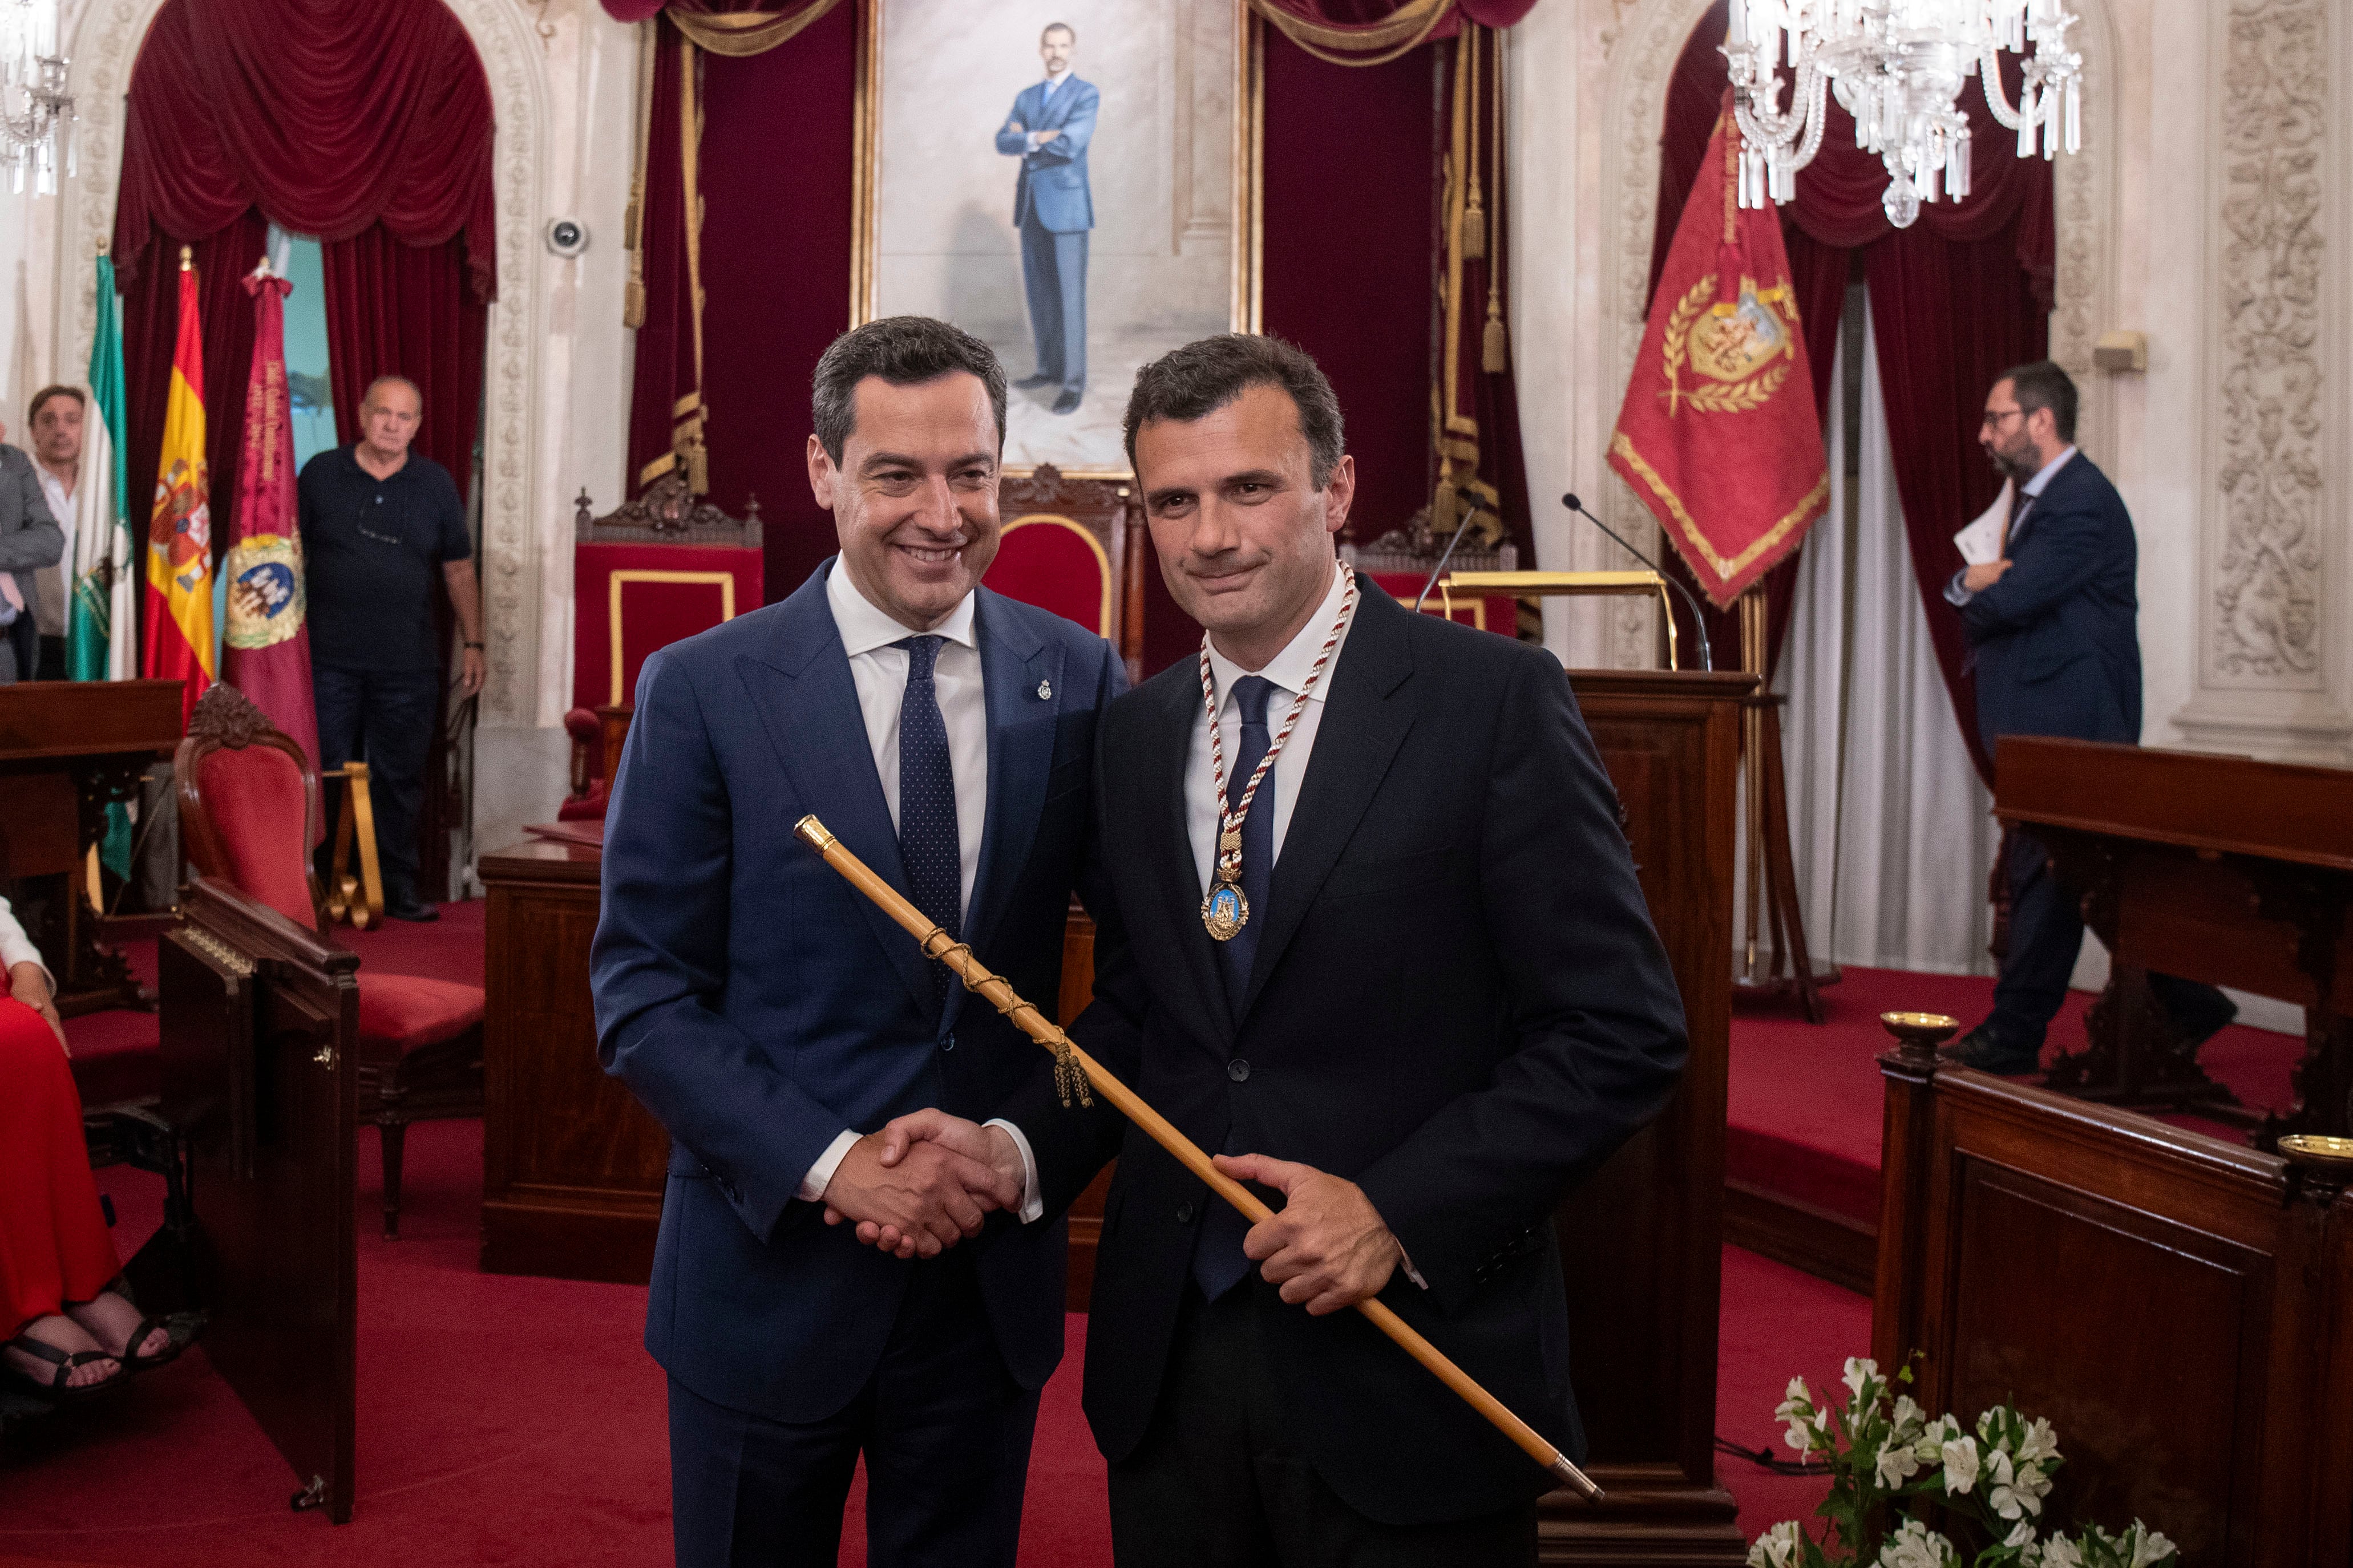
[
  {"xmin": 1184, "ymin": 562, "xmax": 1356, "ymax": 897},
  {"xmin": 1026, "ymin": 68, "xmax": 1073, "ymax": 148},
  {"xmin": 800, "ymin": 561, "xmax": 1042, "ymax": 1221},
  {"xmin": 1, "ymin": 894, "xmax": 52, "ymax": 994},
  {"xmin": 35, "ymin": 465, "xmax": 74, "ymax": 638},
  {"xmin": 1946, "ymin": 445, "xmax": 2077, "ymax": 607}
]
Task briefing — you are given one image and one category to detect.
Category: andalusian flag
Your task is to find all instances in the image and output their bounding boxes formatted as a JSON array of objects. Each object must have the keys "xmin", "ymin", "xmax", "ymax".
[
  {"xmin": 70, "ymin": 253, "xmax": 136, "ymax": 683},
  {"xmin": 143, "ymin": 249, "xmax": 215, "ymax": 720}
]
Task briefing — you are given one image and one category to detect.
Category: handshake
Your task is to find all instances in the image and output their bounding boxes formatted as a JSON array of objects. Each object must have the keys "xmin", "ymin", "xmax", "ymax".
[
  {"xmin": 817, "ymin": 1110, "xmax": 1025, "ymax": 1261},
  {"xmin": 816, "ymin": 1109, "xmax": 1408, "ymax": 1316}
]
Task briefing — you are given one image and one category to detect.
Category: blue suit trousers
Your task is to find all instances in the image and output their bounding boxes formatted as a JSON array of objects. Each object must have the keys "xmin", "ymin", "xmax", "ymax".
[{"xmin": 1020, "ymin": 219, "xmax": 1088, "ymax": 391}]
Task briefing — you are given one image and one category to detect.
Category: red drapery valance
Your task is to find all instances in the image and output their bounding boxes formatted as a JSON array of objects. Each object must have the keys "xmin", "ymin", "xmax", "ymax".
[{"xmin": 113, "ymin": 0, "xmax": 496, "ymax": 302}]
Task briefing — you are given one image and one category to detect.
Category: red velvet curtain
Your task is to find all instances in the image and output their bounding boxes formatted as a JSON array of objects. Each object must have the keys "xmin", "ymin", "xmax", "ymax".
[
  {"xmin": 1650, "ymin": 2, "xmax": 2051, "ymax": 778},
  {"xmin": 625, "ymin": 4, "xmax": 859, "ymax": 605},
  {"xmin": 321, "ymin": 225, "xmax": 489, "ymax": 501}
]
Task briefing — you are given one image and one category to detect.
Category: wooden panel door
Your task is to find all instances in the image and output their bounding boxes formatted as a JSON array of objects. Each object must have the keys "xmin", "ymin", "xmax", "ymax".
[{"xmin": 159, "ymin": 880, "xmax": 359, "ymax": 1522}]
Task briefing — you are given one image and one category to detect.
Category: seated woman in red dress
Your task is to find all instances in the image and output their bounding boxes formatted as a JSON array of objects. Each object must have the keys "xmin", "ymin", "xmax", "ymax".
[{"xmin": 2, "ymin": 896, "xmax": 173, "ymax": 1398}]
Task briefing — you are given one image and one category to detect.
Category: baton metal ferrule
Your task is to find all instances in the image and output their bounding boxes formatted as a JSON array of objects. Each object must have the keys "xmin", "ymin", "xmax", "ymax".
[{"xmin": 1548, "ymin": 1453, "xmax": 1605, "ymax": 1502}]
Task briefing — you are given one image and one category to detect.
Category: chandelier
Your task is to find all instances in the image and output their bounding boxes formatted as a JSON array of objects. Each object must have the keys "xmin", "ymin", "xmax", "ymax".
[
  {"xmin": 2, "ymin": 0, "xmax": 74, "ymax": 196},
  {"xmin": 1722, "ymin": 0, "xmax": 2083, "ymax": 229}
]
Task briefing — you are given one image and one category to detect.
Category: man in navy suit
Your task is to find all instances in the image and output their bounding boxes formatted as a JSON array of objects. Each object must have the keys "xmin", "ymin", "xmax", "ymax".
[
  {"xmin": 996, "ymin": 22, "xmax": 1097, "ymax": 416},
  {"xmin": 1944, "ymin": 360, "xmax": 2233, "ymax": 1073},
  {"xmin": 592, "ymin": 315, "xmax": 1125, "ymax": 1567},
  {"xmin": 854, "ymin": 335, "xmax": 1688, "ymax": 1565}
]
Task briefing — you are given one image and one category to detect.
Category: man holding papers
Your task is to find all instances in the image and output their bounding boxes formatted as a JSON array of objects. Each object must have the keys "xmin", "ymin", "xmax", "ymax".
[{"xmin": 1942, "ymin": 360, "xmax": 2233, "ymax": 1073}]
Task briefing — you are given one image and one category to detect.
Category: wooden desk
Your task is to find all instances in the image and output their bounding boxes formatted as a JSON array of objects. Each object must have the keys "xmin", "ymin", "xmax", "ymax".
[
  {"xmin": 0, "ymin": 678, "xmax": 181, "ymax": 1013},
  {"xmin": 1995, "ymin": 736, "xmax": 2353, "ymax": 1141},
  {"xmin": 479, "ymin": 838, "xmax": 669, "ymax": 1283}
]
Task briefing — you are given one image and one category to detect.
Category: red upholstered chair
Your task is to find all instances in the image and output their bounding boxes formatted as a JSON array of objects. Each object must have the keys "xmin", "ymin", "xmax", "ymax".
[
  {"xmin": 176, "ymin": 684, "xmax": 483, "ymax": 1238},
  {"xmin": 985, "ymin": 464, "xmax": 1146, "ymax": 680}
]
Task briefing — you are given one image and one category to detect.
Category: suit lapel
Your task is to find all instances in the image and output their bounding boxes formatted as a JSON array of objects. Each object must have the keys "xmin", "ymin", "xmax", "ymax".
[
  {"xmin": 1241, "ymin": 585, "xmax": 1417, "ymax": 1016},
  {"xmin": 1138, "ymin": 667, "xmax": 1236, "ymax": 1043},
  {"xmin": 741, "ymin": 562, "xmax": 936, "ymax": 1019},
  {"xmin": 959, "ymin": 594, "xmax": 1053, "ymax": 1013}
]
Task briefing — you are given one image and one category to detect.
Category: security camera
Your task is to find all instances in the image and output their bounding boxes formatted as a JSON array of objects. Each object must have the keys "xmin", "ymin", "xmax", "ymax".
[{"xmin": 546, "ymin": 218, "xmax": 589, "ymax": 258}]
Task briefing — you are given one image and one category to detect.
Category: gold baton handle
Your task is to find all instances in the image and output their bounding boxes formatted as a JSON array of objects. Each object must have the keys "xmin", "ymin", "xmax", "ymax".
[{"xmin": 791, "ymin": 814, "xmax": 1604, "ymax": 1504}]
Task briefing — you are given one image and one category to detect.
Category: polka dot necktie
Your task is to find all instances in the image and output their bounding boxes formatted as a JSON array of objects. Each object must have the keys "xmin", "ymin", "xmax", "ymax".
[
  {"xmin": 894, "ymin": 635, "xmax": 960, "ymax": 998},
  {"xmin": 1192, "ymin": 674, "xmax": 1276, "ymax": 1302}
]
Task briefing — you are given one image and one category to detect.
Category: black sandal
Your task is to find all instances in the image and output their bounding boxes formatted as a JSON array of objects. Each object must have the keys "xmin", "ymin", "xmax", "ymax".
[
  {"xmin": 1, "ymin": 1332, "xmax": 130, "ymax": 1402},
  {"xmin": 116, "ymin": 1315, "xmax": 183, "ymax": 1375}
]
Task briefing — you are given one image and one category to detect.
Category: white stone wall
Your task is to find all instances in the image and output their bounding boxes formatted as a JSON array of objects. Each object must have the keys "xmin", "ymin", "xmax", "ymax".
[{"xmin": 1509, "ymin": 0, "xmax": 2353, "ymax": 769}]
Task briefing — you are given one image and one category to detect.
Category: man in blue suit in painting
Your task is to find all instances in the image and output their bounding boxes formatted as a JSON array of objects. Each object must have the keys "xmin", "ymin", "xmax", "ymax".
[
  {"xmin": 592, "ymin": 316, "xmax": 1125, "ymax": 1566},
  {"xmin": 1943, "ymin": 359, "xmax": 2234, "ymax": 1074},
  {"xmin": 996, "ymin": 21, "xmax": 1097, "ymax": 416}
]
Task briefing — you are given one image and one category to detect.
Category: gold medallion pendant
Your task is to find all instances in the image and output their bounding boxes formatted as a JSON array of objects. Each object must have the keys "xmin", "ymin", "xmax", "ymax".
[{"xmin": 1202, "ymin": 880, "xmax": 1249, "ymax": 942}]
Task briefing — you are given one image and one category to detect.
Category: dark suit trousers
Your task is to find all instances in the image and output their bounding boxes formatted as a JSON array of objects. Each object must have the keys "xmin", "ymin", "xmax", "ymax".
[
  {"xmin": 1992, "ymin": 828, "xmax": 2234, "ymax": 1052},
  {"xmin": 667, "ymin": 1251, "xmax": 1041, "ymax": 1568},
  {"xmin": 1020, "ymin": 218, "xmax": 1089, "ymax": 390},
  {"xmin": 313, "ymin": 665, "xmax": 442, "ymax": 900},
  {"xmin": 1109, "ymin": 1282, "xmax": 1537, "ymax": 1568}
]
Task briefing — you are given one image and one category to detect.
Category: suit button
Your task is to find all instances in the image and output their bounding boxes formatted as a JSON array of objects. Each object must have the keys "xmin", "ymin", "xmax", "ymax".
[
  {"xmin": 941, "ymin": 1032, "xmax": 956, "ymax": 1052},
  {"xmin": 1227, "ymin": 1059, "xmax": 1251, "ymax": 1082},
  {"xmin": 1176, "ymin": 1202, "xmax": 1196, "ymax": 1224}
]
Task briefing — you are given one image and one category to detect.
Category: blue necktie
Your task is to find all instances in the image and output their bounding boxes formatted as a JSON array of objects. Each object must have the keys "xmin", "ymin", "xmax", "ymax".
[
  {"xmin": 1193, "ymin": 674, "xmax": 1276, "ymax": 1300},
  {"xmin": 894, "ymin": 636, "xmax": 960, "ymax": 999}
]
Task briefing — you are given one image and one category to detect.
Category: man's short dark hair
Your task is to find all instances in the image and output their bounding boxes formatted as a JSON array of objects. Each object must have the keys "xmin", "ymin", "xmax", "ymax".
[
  {"xmin": 1041, "ymin": 21, "xmax": 1074, "ymax": 44},
  {"xmin": 362, "ymin": 374, "xmax": 422, "ymax": 410},
  {"xmin": 28, "ymin": 384, "xmax": 83, "ymax": 423},
  {"xmin": 1123, "ymin": 334, "xmax": 1345, "ymax": 488},
  {"xmin": 2000, "ymin": 360, "xmax": 2077, "ymax": 443},
  {"xmin": 811, "ymin": 316, "xmax": 1008, "ymax": 465}
]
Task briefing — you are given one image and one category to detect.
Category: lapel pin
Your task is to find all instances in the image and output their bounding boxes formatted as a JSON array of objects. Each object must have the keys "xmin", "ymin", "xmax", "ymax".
[{"xmin": 1036, "ymin": 679, "xmax": 1053, "ymax": 701}]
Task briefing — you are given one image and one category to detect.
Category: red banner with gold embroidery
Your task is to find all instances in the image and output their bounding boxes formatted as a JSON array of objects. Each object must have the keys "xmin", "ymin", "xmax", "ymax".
[{"xmin": 1607, "ymin": 94, "xmax": 1827, "ymax": 608}]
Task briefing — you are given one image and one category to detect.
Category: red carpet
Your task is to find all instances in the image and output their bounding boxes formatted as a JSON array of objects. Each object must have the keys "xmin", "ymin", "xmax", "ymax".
[
  {"xmin": 9, "ymin": 900, "xmax": 1874, "ymax": 1561},
  {"xmin": 1727, "ymin": 966, "xmax": 2298, "ymax": 1226}
]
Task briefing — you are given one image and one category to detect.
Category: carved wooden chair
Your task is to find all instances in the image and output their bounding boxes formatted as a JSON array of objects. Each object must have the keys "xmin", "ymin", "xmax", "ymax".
[
  {"xmin": 987, "ymin": 464, "xmax": 1146, "ymax": 681},
  {"xmin": 176, "ymin": 683, "xmax": 484, "ymax": 1237}
]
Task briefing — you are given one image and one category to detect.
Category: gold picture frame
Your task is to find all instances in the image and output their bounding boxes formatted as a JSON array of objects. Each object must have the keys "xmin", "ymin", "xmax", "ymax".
[{"xmin": 850, "ymin": 0, "xmax": 1264, "ymax": 481}]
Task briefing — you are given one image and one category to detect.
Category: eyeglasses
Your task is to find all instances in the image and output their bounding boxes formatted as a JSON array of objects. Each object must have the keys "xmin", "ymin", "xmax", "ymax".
[{"xmin": 1980, "ymin": 407, "xmax": 2028, "ymax": 431}]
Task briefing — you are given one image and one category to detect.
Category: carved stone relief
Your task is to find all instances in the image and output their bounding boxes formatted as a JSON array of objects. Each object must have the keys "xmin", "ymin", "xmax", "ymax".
[
  {"xmin": 2206, "ymin": 0, "xmax": 2327, "ymax": 688},
  {"xmin": 55, "ymin": 0, "xmax": 551, "ymax": 730}
]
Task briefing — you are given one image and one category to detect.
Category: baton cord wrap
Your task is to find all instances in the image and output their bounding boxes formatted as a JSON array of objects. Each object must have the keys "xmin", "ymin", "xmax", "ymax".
[{"xmin": 790, "ymin": 813, "xmax": 1606, "ymax": 1505}]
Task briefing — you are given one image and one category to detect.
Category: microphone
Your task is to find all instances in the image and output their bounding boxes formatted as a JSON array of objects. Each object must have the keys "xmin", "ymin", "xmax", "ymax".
[
  {"xmin": 1413, "ymin": 481, "xmax": 1486, "ymax": 613},
  {"xmin": 1560, "ymin": 493, "xmax": 1713, "ymax": 672}
]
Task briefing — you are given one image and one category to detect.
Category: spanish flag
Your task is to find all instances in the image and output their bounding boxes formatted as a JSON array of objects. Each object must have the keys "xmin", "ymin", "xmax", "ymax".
[{"xmin": 144, "ymin": 248, "xmax": 215, "ymax": 720}]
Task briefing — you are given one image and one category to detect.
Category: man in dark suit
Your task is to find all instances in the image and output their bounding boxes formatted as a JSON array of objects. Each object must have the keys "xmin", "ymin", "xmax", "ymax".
[
  {"xmin": 591, "ymin": 316, "xmax": 1125, "ymax": 1567},
  {"xmin": 1944, "ymin": 360, "xmax": 2233, "ymax": 1073},
  {"xmin": 860, "ymin": 334, "xmax": 1689, "ymax": 1564},
  {"xmin": 0, "ymin": 430, "xmax": 64, "ymax": 684},
  {"xmin": 995, "ymin": 21, "xmax": 1097, "ymax": 416}
]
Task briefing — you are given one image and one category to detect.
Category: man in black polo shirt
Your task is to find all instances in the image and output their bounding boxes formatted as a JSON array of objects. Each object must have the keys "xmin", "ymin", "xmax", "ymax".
[{"xmin": 297, "ymin": 375, "xmax": 485, "ymax": 923}]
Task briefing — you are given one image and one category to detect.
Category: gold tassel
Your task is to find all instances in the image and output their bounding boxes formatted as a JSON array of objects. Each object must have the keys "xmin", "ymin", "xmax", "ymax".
[
  {"xmin": 1482, "ymin": 277, "xmax": 1507, "ymax": 372},
  {"xmin": 622, "ymin": 253, "xmax": 646, "ymax": 331},
  {"xmin": 1460, "ymin": 26, "xmax": 1486, "ymax": 260},
  {"xmin": 1461, "ymin": 186, "xmax": 1487, "ymax": 261}
]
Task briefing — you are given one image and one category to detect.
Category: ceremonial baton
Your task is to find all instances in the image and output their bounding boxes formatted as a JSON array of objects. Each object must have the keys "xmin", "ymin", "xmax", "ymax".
[{"xmin": 792, "ymin": 814, "xmax": 1604, "ymax": 1504}]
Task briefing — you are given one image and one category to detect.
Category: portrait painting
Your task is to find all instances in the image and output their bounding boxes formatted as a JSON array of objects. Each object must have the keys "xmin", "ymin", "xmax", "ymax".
[{"xmin": 858, "ymin": 0, "xmax": 1254, "ymax": 474}]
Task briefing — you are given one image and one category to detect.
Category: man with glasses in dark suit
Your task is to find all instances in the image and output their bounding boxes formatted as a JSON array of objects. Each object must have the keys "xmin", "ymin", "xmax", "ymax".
[
  {"xmin": 1943, "ymin": 359, "xmax": 2234, "ymax": 1073},
  {"xmin": 296, "ymin": 375, "xmax": 485, "ymax": 922}
]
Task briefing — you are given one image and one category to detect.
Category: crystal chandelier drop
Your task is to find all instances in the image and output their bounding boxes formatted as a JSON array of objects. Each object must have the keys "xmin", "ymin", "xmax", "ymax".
[
  {"xmin": 2, "ymin": 0, "xmax": 74, "ymax": 196},
  {"xmin": 1722, "ymin": 0, "xmax": 2082, "ymax": 229}
]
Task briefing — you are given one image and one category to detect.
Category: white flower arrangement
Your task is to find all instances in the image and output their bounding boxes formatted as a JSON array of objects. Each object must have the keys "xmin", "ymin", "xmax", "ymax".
[{"xmin": 1743, "ymin": 1357, "xmax": 2178, "ymax": 1568}]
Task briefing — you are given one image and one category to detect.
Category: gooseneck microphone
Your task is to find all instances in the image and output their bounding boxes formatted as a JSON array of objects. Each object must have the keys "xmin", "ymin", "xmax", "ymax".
[
  {"xmin": 1413, "ymin": 480, "xmax": 1487, "ymax": 613},
  {"xmin": 1560, "ymin": 493, "xmax": 1714, "ymax": 672}
]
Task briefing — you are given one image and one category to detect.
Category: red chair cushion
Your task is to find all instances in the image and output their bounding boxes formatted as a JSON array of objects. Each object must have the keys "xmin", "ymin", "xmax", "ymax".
[
  {"xmin": 983, "ymin": 517, "xmax": 1111, "ymax": 637},
  {"xmin": 196, "ymin": 744, "xmax": 315, "ymax": 927},
  {"xmin": 356, "ymin": 973, "xmax": 484, "ymax": 1054}
]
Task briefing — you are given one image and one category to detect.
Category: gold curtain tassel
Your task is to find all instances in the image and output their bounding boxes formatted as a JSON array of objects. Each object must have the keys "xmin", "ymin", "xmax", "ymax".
[
  {"xmin": 1461, "ymin": 188, "xmax": 1487, "ymax": 261},
  {"xmin": 1483, "ymin": 310, "xmax": 1508, "ymax": 373},
  {"xmin": 622, "ymin": 253, "xmax": 646, "ymax": 331}
]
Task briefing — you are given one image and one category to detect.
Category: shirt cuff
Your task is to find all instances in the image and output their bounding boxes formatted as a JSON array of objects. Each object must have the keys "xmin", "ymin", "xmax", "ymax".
[
  {"xmin": 797, "ymin": 1128, "xmax": 862, "ymax": 1205},
  {"xmin": 983, "ymin": 1117, "xmax": 1045, "ymax": 1224},
  {"xmin": 1944, "ymin": 568, "xmax": 1975, "ymax": 607},
  {"xmin": 1397, "ymin": 1243, "xmax": 1429, "ymax": 1291}
]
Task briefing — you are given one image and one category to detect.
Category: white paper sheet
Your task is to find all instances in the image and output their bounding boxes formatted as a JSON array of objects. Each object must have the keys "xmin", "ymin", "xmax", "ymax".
[{"xmin": 1952, "ymin": 479, "xmax": 2011, "ymax": 566}]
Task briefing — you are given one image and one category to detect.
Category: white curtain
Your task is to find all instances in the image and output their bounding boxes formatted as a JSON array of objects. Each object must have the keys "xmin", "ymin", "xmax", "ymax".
[{"xmin": 1773, "ymin": 311, "xmax": 2001, "ymax": 977}]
